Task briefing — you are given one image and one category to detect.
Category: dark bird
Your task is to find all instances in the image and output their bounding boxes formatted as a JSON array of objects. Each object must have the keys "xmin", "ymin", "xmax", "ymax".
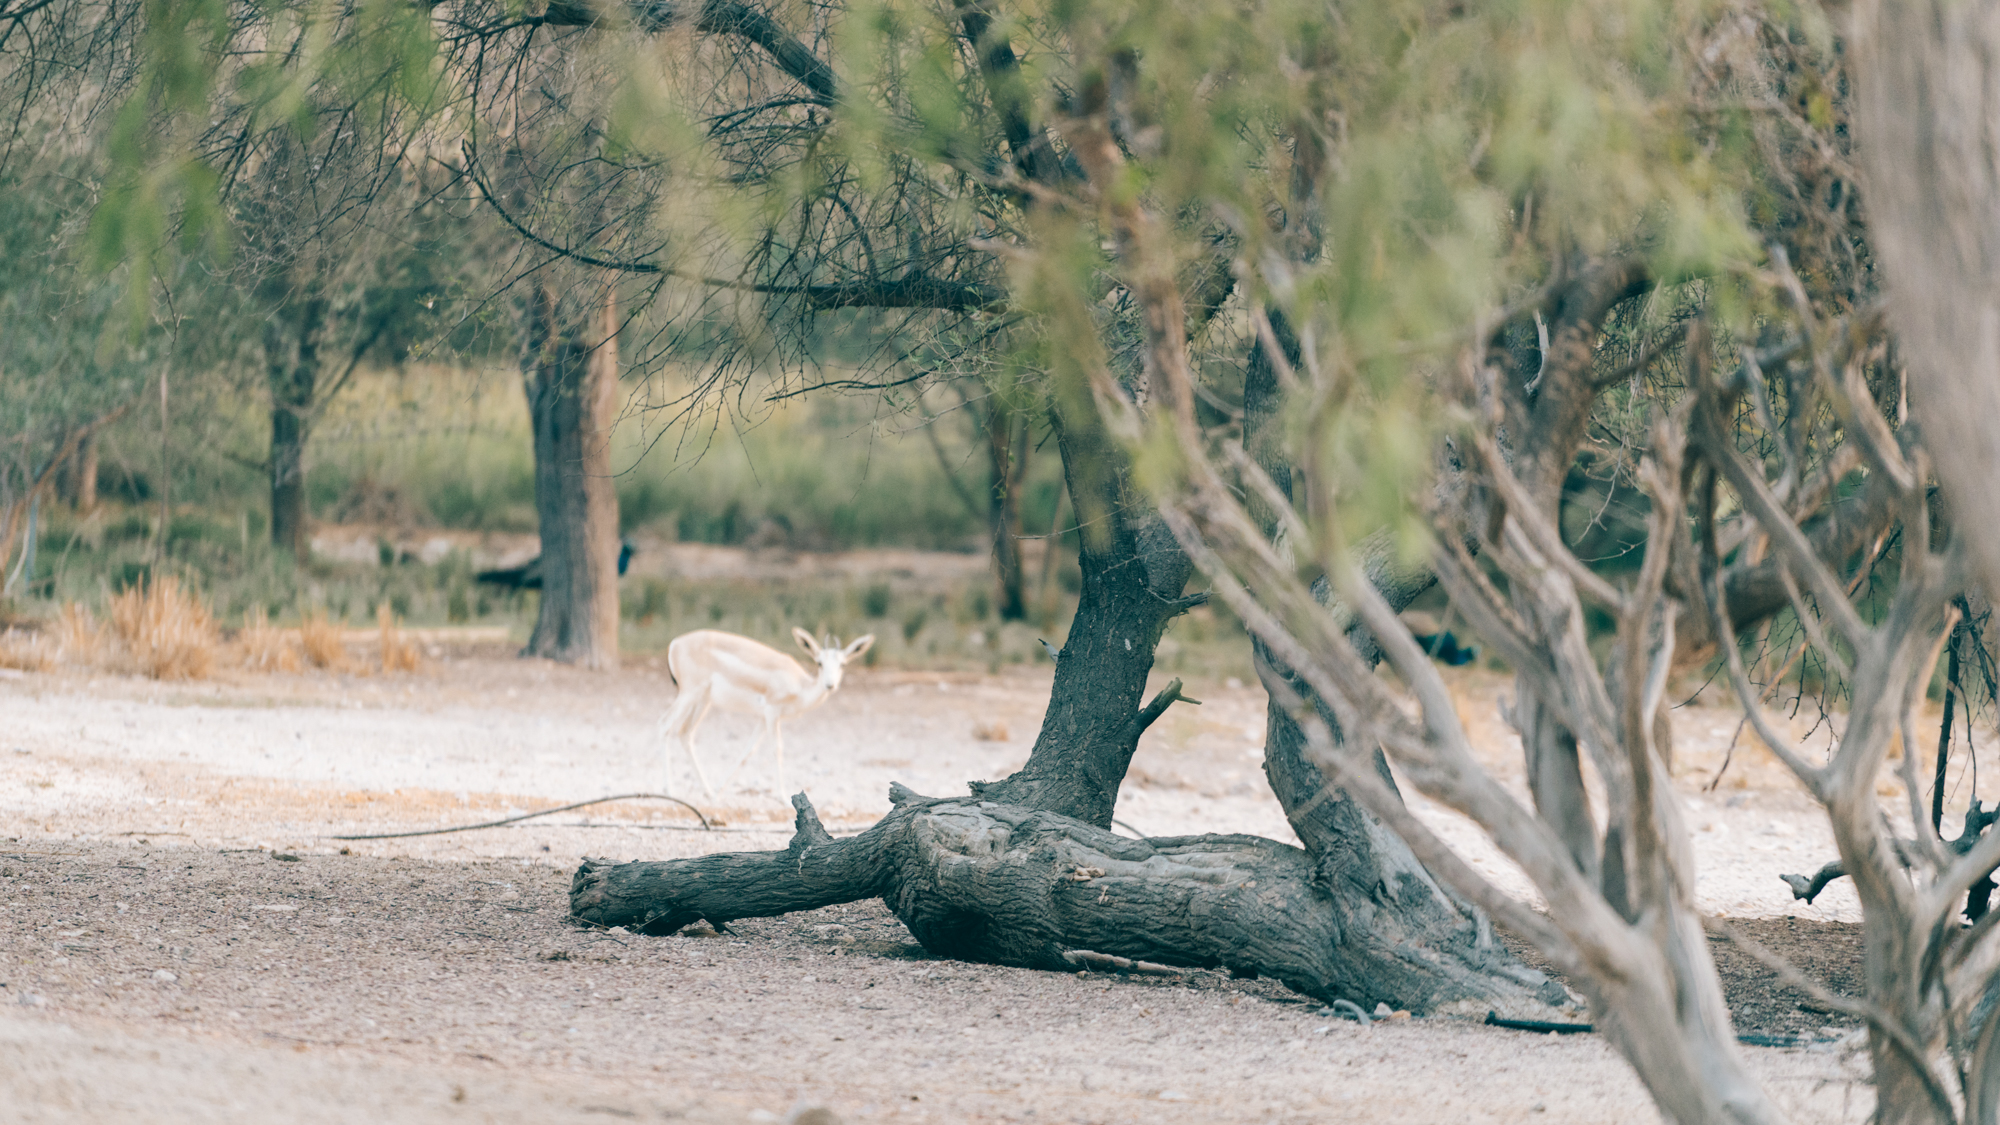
[
  {"xmin": 1410, "ymin": 628, "xmax": 1479, "ymax": 666},
  {"xmin": 477, "ymin": 539, "xmax": 635, "ymax": 591}
]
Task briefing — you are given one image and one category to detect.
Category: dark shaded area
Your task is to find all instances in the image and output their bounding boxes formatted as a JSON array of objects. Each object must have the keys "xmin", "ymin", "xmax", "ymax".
[
  {"xmin": 477, "ymin": 540, "xmax": 634, "ymax": 591},
  {"xmin": 1502, "ymin": 916, "xmax": 1865, "ymax": 1038}
]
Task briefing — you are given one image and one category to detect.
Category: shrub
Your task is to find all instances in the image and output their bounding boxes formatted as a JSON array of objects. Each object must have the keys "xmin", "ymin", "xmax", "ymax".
[
  {"xmin": 237, "ymin": 606, "xmax": 300, "ymax": 673},
  {"xmin": 299, "ymin": 611, "xmax": 348, "ymax": 670},
  {"xmin": 377, "ymin": 603, "xmax": 418, "ymax": 673},
  {"xmin": 861, "ymin": 583, "xmax": 893, "ymax": 618},
  {"xmin": 109, "ymin": 577, "xmax": 217, "ymax": 680},
  {"xmin": 0, "ymin": 628, "xmax": 52, "ymax": 671},
  {"xmin": 52, "ymin": 603, "xmax": 105, "ymax": 666}
]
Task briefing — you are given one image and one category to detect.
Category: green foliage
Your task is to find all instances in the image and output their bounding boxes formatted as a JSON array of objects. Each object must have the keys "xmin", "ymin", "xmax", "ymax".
[
  {"xmin": 90, "ymin": 0, "xmax": 452, "ymax": 322},
  {"xmin": 826, "ymin": 0, "xmax": 1782, "ymax": 566}
]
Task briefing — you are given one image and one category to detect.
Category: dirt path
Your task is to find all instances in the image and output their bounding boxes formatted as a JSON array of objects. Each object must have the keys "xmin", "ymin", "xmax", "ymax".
[{"xmin": 0, "ymin": 651, "xmax": 1971, "ymax": 1123}]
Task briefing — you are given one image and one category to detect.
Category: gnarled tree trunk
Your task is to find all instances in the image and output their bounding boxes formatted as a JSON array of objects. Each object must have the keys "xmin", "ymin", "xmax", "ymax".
[
  {"xmin": 521, "ymin": 278, "xmax": 621, "ymax": 670},
  {"xmin": 964, "ymin": 405, "xmax": 1199, "ymax": 825}
]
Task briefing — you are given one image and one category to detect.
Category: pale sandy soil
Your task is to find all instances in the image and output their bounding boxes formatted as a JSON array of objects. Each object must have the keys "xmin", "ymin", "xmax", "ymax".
[{"xmin": 1, "ymin": 596, "xmax": 1987, "ymax": 1123}]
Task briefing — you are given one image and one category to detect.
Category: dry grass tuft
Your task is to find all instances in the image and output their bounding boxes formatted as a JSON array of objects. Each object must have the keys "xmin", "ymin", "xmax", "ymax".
[
  {"xmin": 237, "ymin": 606, "xmax": 301, "ymax": 673},
  {"xmin": 108, "ymin": 578, "xmax": 217, "ymax": 680},
  {"xmin": 377, "ymin": 603, "xmax": 418, "ymax": 673},
  {"xmin": 51, "ymin": 603, "xmax": 106, "ymax": 666},
  {"xmin": 299, "ymin": 611, "xmax": 348, "ymax": 671},
  {"xmin": 0, "ymin": 627, "xmax": 53, "ymax": 671},
  {"xmin": 971, "ymin": 718, "xmax": 1011, "ymax": 742}
]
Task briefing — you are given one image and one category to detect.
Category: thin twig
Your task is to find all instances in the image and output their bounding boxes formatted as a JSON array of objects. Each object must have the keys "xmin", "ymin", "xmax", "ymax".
[{"xmin": 328, "ymin": 793, "xmax": 714, "ymax": 840}]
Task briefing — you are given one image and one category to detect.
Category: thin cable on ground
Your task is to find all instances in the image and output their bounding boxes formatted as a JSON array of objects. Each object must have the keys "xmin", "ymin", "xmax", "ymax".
[
  {"xmin": 330, "ymin": 796, "xmax": 1148, "ymax": 844},
  {"xmin": 328, "ymin": 793, "xmax": 714, "ymax": 840}
]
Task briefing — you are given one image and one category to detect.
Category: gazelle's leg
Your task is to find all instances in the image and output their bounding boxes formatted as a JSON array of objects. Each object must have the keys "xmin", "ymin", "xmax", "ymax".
[
  {"xmin": 773, "ymin": 723, "xmax": 786, "ymax": 800},
  {"xmin": 721, "ymin": 714, "xmax": 768, "ymax": 792},
  {"xmin": 684, "ymin": 691, "xmax": 718, "ymax": 799},
  {"xmin": 659, "ymin": 693, "xmax": 692, "ymax": 798},
  {"xmin": 664, "ymin": 685, "xmax": 718, "ymax": 800}
]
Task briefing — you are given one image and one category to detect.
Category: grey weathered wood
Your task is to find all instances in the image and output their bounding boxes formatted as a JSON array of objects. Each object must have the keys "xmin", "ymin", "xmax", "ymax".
[
  {"xmin": 573, "ymin": 789, "xmax": 1532, "ymax": 1012},
  {"xmin": 520, "ymin": 281, "xmax": 621, "ymax": 670}
]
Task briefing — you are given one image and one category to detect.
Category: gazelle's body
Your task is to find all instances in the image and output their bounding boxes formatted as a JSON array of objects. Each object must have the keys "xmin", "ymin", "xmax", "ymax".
[{"xmin": 661, "ymin": 628, "xmax": 874, "ymax": 799}]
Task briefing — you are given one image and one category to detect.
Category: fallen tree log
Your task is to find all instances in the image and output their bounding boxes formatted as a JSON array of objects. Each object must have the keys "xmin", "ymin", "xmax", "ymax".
[{"xmin": 570, "ymin": 786, "xmax": 1564, "ymax": 1015}]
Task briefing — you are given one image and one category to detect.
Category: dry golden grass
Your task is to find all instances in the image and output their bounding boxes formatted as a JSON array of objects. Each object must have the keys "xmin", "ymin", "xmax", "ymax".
[
  {"xmin": 237, "ymin": 606, "xmax": 301, "ymax": 673},
  {"xmin": 51, "ymin": 603, "xmax": 106, "ymax": 666},
  {"xmin": 377, "ymin": 603, "xmax": 418, "ymax": 673},
  {"xmin": 0, "ymin": 627, "xmax": 53, "ymax": 671},
  {"xmin": 108, "ymin": 578, "xmax": 217, "ymax": 680},
  {"xmin": 299, "ymin": 611, "xmax": 348, "ymax": 671}
]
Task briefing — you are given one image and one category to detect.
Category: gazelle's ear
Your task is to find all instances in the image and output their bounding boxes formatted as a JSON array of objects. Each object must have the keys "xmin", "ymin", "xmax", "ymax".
[
  {"xmin": 793, "ymin": 627, "xmax": 820, "ymax": 654},
  {"xmin": 843, "ymin": 634, "xmax": 876, "ymax": 660}
]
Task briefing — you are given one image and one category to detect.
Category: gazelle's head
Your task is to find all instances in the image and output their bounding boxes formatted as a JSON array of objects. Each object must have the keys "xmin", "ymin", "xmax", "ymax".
[{"xmin": 794, "ymin": 628, "xmax": 875, "ymax": 690}]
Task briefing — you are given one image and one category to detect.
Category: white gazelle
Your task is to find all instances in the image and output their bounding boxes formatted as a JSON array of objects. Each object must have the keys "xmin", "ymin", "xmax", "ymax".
[{"xmin": 660, "ymin": 628, "xmax": 875, "ymax": 799}]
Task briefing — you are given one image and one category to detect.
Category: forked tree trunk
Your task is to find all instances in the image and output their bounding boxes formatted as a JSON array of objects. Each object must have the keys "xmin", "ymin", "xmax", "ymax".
[
  {"xmin": 521, "ymin": 279, "xmax": 621, "ymax": 670},
  {"xmin": 963, "ymin": 405, "xmax": 1200, "ymax": 826}
]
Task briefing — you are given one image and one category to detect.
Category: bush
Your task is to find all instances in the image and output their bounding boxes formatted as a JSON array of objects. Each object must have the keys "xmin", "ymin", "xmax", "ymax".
[{"xmin": 110, "ymin": 577, "xmax": 217, "ymax": 680}]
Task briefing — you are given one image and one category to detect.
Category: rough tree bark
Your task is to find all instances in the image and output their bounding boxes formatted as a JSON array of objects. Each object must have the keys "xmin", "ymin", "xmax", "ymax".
[
  {"xmin": 577, "ymin": 788, "xmax": 1420, "ymax": 1007},
  {"xmin": 1847, "ymin": 20, "xmax": 2000, "ymax": 1119},
  {"xmin": 1849, "ymin": 0, "xmax": 2000, "ymax": 620},
  {"xmin": 55, "ymin": 433, "xmax": 96, "ymax": 513},
  {"xmin": 520, "ymin": 279, "xmax": 621, "ymax": 670},
  {"xmin": 985, "ymin": 400, "xmax": 1029, "ymax": 622},
  {"xmin": 961, "ymin": 404, "xmax": 1201, "ymax": 827},
  {"xmin": 265, "ymin": 296, "xmax": 328, "ymax": 558}
]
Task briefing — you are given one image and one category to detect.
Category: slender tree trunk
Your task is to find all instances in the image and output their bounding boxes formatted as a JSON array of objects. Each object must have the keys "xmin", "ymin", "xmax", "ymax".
[
  {"xmin": 55, "ymin": 434, "xmax": 96, "ymax": 513},
  {"xmin": 269, "ymin": 409, "xmax": 310, "ymax": 557},
  {"xmin": 266, "ymin": 298, "xmax": 327, "ymax": 558},
  {"xmin": 521, "ymin": 279, "xmax": 621, "ymax": 670},
  {"xmin": 986, "ymin": 402, "xmax": 1028, "ymax": 621}
]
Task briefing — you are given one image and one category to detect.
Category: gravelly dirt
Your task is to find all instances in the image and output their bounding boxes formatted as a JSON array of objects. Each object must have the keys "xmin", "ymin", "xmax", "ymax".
[
  {"xmin": 1499, "ymin": 917, "xmax": 1867, "ymax": 1041},
  {"xmin": 3, "ymin": 625, "xmax": 1972, "ymax": 1124},
  {"xmin": 2, "ymin": 839, "xmax": 1875, "ymax": 1125}
]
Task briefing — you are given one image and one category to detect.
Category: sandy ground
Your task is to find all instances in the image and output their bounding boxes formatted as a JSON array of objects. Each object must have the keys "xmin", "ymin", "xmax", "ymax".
[{"xmin": 1, "ymin": 621, "xmax": 1983, "ymax": 1123}]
